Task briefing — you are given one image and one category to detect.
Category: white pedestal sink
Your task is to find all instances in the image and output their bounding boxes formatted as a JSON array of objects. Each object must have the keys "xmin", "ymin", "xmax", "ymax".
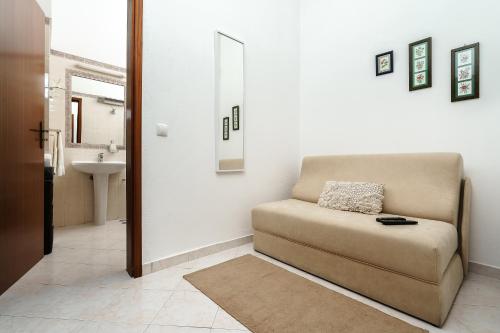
[{"xmin": 72, "ymin": 161, "xmax": 126, "ymax": 225}]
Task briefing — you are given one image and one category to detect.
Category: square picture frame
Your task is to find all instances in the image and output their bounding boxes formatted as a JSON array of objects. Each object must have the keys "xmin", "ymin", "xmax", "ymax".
[
  {"xmin": 222, "ymin": 117, "xmax": 229, "ymax": 140},
  {"xmin": 409, "ymin": 37, "xmax": 432, "ymax": 91},
  {"xmin": 451, "ymin": 43, "xmax": 479, "ymax": 102},
  {"xmin": 375, "ymin": 51, "xmax": 394, "ymax": 76},
  {"xmin": 232, "ymin": 105, "xmax": 240, "ymax": 130}
]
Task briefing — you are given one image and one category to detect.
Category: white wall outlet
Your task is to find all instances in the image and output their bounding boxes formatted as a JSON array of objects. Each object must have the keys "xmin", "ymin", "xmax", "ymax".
[{"xmin": 156, "ymin": 123, "xmax": 168, "ymax": 137}]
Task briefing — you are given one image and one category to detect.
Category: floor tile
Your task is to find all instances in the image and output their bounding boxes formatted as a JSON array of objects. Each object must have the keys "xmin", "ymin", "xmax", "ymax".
[
  {"xmin": 448, "ymin": 303, "xmax": 500, "ymax": 333},
  {"xmin": 92, "ymin": 289, "xmax": 172, "ymax": 324},
  {"xmin": 19, "ymin": 261, "xmax": 127, "ymax": 288},
  {"xmin": 2, "ymin": 219, "xmax": 500, "ymax": 333},
  {"xmin": 455, "ymin": 273, "xmax": 500, "ymax": 307},
  {"xmin": 53, "ymin": 220, "xmax": 125, "ymax": 251},
  {"xmin": 0, "ymin": 316, "xmax": 84, "ymax": 333},
  {"xmin": 44, "ymin": 247, "xmax": 126, "ymax": 266},
  {"xmin": 146, "ymin": 325, "xmax": 210, "ymax": 333},
  {"xmin": 174, "ymin": 277, "xmax": 199, "ymax": 292},
  {"xmin": 0, "ymin": 283, "xmax": 121, "ymax": 321},
  {"xmin": 77, "ymin": 320, "xmax": 147, "ymax": 333},
  {"xmin": 152, "ymin": 291, "xmax": 218, "ymax": 328},
  {"xmin": 212, "ymin": 308, "xmax": 248, "ymax": 331}
]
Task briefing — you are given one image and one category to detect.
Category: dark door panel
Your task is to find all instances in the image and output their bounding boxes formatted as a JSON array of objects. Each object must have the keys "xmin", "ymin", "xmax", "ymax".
[{"xmin": 0, "ymin": 0, "xmax": 45, "ymax": 294}]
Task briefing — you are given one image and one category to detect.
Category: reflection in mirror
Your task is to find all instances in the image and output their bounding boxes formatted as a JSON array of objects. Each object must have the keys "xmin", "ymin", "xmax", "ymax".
[
  {"xmin": 66, "ymin": 72, "xmax": 126, "ymax": 148},
  {"xmin": 71, "ymin": 97, "xmax": 82, "ymax": 143},
  {"xmin": 215, "ymin": 32, "xmax": 244, "ymax": 172}
]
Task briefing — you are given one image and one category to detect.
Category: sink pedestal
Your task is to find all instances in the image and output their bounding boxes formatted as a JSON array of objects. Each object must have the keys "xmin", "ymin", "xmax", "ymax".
[
  {"xmin": 93, "ymin": 174, "xmax": 109, "ymax": 226},
  {"xmin": 72, "ymin": 161, "xmax": 126, "ymax": 226}
]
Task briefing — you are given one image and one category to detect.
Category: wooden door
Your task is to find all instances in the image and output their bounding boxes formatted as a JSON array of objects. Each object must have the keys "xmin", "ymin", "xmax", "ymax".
[{"xmin": 0, "ymin": 0, "xmax": 46, "ymax": 294}]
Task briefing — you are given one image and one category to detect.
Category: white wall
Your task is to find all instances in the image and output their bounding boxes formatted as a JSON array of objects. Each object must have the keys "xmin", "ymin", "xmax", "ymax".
[
  {"xmin": 51, "ymin": 0, "xmax": 127, "ymax": 67},
  {"xmin": 300, "ymin": 0, "xmax": 500, "ymax": 268},
  {"xmin": 78, "ymin": 95, "xmax": 125, "ymax": 146},
  {"xmin": 36, "ymin": 0, "xmax": 51, "ymax": 17},
  {"xmin": 141, "ymin": 0, "xmax": 301, "ymax": 263}
]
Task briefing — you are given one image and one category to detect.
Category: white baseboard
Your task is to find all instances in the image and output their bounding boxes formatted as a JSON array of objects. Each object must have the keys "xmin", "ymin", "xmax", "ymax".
[
  {"xmin": 142, "ymin": 234, "xmax": 253, "ymax": 275},
  {"xmin": 469, "ymin": 261, "xmax": 500, "ymax": 280}
]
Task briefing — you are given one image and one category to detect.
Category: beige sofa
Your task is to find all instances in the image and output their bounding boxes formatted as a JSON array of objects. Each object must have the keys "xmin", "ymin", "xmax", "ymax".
[{"xmin": 252, "ymin": 153, "xmax": 471, "ymax": 327}]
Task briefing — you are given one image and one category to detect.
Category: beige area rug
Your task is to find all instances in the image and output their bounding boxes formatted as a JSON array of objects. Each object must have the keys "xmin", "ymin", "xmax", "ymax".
[{"xmin": 184, "ymin": 254, "xmax": 428, "ymax": 333}]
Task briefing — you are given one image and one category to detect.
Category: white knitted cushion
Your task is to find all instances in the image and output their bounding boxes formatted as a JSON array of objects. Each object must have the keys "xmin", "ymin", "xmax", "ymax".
[{"xmin": 318, "ymin": 181, "xmax": 384, "ymax": 215}]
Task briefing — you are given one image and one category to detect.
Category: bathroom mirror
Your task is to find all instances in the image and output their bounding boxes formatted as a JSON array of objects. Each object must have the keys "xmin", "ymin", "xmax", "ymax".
[
  {"xmin": 65, "ymin": 70, "xmax": 126, "ymax": 149},
  {"xmin": 215, "ymin": 32, "xmax": 245, "ymax": 172}
]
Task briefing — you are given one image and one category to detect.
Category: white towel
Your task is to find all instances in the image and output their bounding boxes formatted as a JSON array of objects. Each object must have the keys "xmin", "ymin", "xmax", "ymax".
[
  {"xmin": 51, "ymin": 134, "xmax": 57, "ymax": 169},
  {"xmin": 55, "ymin": 131, "xmax": 65, "ymax": 176}
]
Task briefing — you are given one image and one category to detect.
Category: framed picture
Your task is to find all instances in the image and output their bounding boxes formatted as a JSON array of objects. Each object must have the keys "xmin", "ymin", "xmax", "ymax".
[
  {"xmin": 409, "ymin": 37, "xmax": 432, "ymax": 91},
  {"xmin": 232, "ymin": 105, "xmax": 240, "ymax": 130},
  {"xmin": 222, "ymin": 117, "xmax": 229, "ymax": 140},
  {"xmin": 451, "ymin": 43, "xmax": 479, "ymax": 102},
  {"xmin": 375, "ymin": 51, "xmax": 393, "ymax": 76}
]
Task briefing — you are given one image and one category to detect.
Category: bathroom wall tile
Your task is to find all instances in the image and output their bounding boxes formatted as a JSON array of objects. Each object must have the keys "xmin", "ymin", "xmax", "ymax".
[
  {"xmin": 53, "ymin": 177, "xmax": 66, "ymax": 227},
  {"xmin": 82, "ymin": 173, "xmax": 94, "ymax": 223},
  {"xmin": 108, "ymin": 170, "xmax": 126, "ymax": 220}
]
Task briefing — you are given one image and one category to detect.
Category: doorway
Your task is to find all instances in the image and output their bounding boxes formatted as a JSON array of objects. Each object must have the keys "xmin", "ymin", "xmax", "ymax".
[
  {"xmin": 45, "ymin": 0, "xmax": 143, "ymax": 278},
  {"xmin": 0, "ymin": 0, "xmax": 143, "ymax": 294}
]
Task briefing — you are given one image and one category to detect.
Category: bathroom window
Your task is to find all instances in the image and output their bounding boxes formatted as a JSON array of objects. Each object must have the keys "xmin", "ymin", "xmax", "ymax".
[{"xmin": 71, "ymin": 97, "xmax": 82, "ymax": 143}]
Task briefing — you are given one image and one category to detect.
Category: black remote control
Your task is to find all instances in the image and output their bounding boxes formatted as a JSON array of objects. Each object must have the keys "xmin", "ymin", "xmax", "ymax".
[
  {"xmin": 381, "ymin": 220, "xmax": 418, "ymax": 225},
  {"xmin": 376, "ymin": 217, "xmax": 406, "ymax": 222}
]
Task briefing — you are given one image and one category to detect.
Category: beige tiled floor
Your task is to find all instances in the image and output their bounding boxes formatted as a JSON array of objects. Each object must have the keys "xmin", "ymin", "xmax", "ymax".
[{"xmin": 1, "ymin": 221, "xmax": 499, "ymax": 332}]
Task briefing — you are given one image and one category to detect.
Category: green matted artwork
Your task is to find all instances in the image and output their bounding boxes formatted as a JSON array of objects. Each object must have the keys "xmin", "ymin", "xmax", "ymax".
[
  {"xmin": 409, "ymin": 37, "xmax": 432, "ymax": 91},
  {"xmin": 223, "ymin": 117, "xmax": 230, "ymax": 140},
  {"xmin": 451, "ymin": 43, "xmax": 479, "ymax": 102},
  {"xmin": 232, "ymin": 105, "xmax": 240, "ymax": 130}
]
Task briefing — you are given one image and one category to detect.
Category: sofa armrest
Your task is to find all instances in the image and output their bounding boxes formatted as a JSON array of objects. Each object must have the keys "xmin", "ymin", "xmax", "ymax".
[{"xmin": 458, "ymin": 177, "xmax": 472, "ymax": 276}]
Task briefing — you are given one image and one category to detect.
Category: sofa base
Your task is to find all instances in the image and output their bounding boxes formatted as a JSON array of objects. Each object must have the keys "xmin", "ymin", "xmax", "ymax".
[{"xmin": 254, "ymin": 230, "xmax": 463, "ymax": 327}]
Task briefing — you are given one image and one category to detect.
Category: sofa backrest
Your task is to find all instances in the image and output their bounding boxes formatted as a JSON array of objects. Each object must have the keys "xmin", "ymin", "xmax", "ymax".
[{"xmin": 292, "ymin": 153, "xmax": 463, "ymax": 225}]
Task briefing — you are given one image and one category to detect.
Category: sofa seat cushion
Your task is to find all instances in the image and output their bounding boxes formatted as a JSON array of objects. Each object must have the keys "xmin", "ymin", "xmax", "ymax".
[{"xmin": 252, "ymin": 199, "xmax": 458, "ymax": 283}]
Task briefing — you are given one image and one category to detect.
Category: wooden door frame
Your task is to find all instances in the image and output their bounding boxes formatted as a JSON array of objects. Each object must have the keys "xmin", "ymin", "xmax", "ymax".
[
  {"xmin": 126, "ymin": 0, "xmax": 143, "ymax": 278},
  {"xmin": 70, "ymin": 97, "xmax": 82, "ymax": 143}
]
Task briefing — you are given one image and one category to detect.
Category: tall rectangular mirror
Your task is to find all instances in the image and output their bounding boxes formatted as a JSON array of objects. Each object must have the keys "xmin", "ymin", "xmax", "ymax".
[{"xmin": 215, "ymin": 32, "xmax": 245, "ymax": 172}]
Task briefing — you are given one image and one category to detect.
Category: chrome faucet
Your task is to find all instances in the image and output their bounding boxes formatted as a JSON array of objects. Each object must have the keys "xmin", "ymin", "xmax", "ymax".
[{"xmin": 97, "ymin": 153, "xmax": 104, "ymax": 163}]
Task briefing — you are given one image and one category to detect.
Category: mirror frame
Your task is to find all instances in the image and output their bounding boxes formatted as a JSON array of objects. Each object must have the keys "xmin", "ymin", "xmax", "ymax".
[
  {"xmin": 65, "ymin": 69, "xmax": 126, "ymax": 149},
  {"xmin": 214, "ymin": 31, "xmax": 246, "ymax": 173}
]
